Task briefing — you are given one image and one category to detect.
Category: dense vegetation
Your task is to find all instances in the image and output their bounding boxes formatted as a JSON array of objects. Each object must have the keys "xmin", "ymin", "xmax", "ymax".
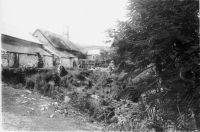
[{"xmin": 106, "ymin": 0, "xmax": 199, "ymax": 131}]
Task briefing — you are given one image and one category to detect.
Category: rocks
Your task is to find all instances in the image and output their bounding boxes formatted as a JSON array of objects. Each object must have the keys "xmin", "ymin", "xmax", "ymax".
[
  {"xmin": 41, "ymin": 107, "xmax": 46, "ymax": 111},
  {"xmin": 31, "ymin": 98, "xmax": 36, "ymax": 101},
  {"xmin": 21, "ymin": 100, "xmax": 28, "ymax": 104},
  {"xmin": 64, "ymin": 96, "xmax": 71, "ymax": 104},
  {"xmin": 53, "ymin": 102, "xmax": 58, "ymax": 106},
  {"xmin": 55, "ymin": 110, "xmax": 63, "ymax": 113},
  {"xmin": 91, "ymin": 94, "xmax": 99, "ymax": 100},
  {"xmin": 40, "ymin": 104, "xmax": 49, "ymax": 111},
  {"xmin": 50, "ymin": 114, "xmax": 55, "ymax": 118},
  {"xmin": 24, "ymin": 89, "xmax": 32, "ymax": 94}
]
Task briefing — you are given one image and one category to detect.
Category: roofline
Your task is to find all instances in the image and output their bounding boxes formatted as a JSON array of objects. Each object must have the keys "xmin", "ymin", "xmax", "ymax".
[
  {"xmin": 1, "ymin": 32, "xmax": 44, "ymax": 45},
  {"xmin": 33, "ymin": 29, "xmax": 82, "ymax": 58},
  {"xmin": 34, "ymin": 29, "xmax": 80, "ymax": 52},
  {"xmin": 41, "ymin": 46, "xmax": 60, "ymax": 57},
  {"xmin": 34, "ymin": 29, "xmax": 56, "ymax": 48},
  {"xmin": 2, "ymin": 34, "xmax": 44, "ymax": 46},
  {"xmin": 2, "ymin": 48, "xmax": 52, "ymax": 56}
]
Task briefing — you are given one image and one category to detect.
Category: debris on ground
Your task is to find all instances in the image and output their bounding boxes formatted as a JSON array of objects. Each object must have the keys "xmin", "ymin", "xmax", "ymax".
[
  {"xmin": 64, "ymin": 96, "xmax": 71, "ymax": 103},
  {"xmin": 50, "ymin": 114, "xmax": 55, "ymax": 118},
  {"xmin": 25, "ymin": 89, "xmax": 32, "ymax": 94}
]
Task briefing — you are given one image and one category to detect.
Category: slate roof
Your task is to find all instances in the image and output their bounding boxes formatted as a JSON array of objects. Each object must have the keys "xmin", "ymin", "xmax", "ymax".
[
  {"xmin": 1, "ymin": 25, "xmax": 43, "ymax": 45},
  {"xmin": 1, "ymin": 34, "xmax": 52, "ymax": 56}
]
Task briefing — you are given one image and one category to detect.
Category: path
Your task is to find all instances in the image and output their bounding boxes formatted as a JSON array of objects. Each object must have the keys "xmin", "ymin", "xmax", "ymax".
[{"xmin": 1, "ymin": 83, "xmax": 102, "ymax": 131}]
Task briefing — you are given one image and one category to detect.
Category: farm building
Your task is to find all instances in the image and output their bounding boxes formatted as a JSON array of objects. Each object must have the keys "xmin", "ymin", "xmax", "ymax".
[
  {"xmin": 87, "ymin": 49, "xmax": 101, "ymax": 61},
  {"xmin": 33, "ymin": 29, "xmax": 79, "ymax": 69},
  {"xmin": 1, "ymin": 33, "xmax": 54, "ymax": 69}
]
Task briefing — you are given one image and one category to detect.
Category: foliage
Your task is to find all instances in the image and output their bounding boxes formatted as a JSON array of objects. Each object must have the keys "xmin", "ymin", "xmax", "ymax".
[
  {"xmin": 108, "ymin": 0, "xmax": 200, "ymax": 131},
  {"xmin": 99, "ymin": 49, "xmax": 111, "ymax": 63},
  {"xmin": 1, "ymin": 68, "xmax": 50, "ymax": 85}
]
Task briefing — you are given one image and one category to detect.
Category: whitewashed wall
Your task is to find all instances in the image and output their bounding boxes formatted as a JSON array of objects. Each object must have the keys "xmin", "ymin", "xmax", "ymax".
[
  {"xmin": 61, "ymin": 57, "xmax": 71, "ymax": 68},
  {"xmin": 43, "ymin": 56, "xmax": 53, "ymax": 68},
  {"xmin": 19, "ymin": 54, "xmax": 38, "ymax": 67}
]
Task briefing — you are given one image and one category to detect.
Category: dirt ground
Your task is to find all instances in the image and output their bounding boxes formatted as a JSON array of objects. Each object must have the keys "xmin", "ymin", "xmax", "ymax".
[{"xmin": 1, "ymin": 83, "xmax": 103, "ymax": 131}]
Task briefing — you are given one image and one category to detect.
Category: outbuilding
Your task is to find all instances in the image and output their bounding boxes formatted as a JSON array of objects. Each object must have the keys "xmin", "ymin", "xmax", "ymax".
[
  {"xmin": 1, "ymin": 34, "xmax": 53, "ymax": 68},
  {"xmin": 33, "ymin": 29, "xmax": 79, "ymax": 69}
]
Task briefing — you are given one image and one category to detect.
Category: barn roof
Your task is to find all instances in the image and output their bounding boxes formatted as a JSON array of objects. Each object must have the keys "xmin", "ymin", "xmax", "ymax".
[
  {"xmin": 1, "ymin": 34, "xmax": 52, "ymax": 56},
  {"xmin": 1, "ymin": 25, "xmax": 44, "ymax": 45},
  {"xmin": 34, "ymin": 29, "xmax": 80, "ymax": 51},
  {"xmin": 43, "ymin": 45, "xmax": 76, "ymax": 58}
]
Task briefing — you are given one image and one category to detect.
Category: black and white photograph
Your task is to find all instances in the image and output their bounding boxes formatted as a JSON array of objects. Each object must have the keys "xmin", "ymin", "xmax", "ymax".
[{"xmin": 0, "ymin": 0, "xmax": 199, "ymax": 131}]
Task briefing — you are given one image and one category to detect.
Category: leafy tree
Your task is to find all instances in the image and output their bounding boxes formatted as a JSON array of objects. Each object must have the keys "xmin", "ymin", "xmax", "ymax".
[
  {"xmin": 99, "ymin": 49, "xmax": 107, "ymax": 62},
  {"xmin": 110, "ymin": 0, "xmax": 199, "ymax": 130}
]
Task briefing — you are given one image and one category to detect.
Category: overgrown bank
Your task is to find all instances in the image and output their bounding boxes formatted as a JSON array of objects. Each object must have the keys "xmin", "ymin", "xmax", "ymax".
[
  {"xmin": 2, "ymin": 64, "xmax": 199, "ymax": 131},
  {"xmin": 106, "ymin": 0, "xmax": 200, "ymax": 131},
  {"xmin": 1, "ymin": 68, "xmax": 142, "ymax": 131}
]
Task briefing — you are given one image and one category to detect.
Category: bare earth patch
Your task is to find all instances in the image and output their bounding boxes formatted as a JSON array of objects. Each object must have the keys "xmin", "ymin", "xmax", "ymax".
[{"xmin": 1, "ymin": 83, "xmax": 102, "ymax": 131}]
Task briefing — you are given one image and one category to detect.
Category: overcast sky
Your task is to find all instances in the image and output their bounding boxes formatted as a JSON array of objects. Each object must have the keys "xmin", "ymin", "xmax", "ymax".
[{"xmin": 1, "ymin": 0, "xmax": 128, "ymax": 46}]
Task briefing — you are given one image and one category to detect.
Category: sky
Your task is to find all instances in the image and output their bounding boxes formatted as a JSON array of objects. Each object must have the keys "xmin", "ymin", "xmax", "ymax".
[{"xmin": 0, "ymin": 0, "xmax": 128, "ymax": 46}]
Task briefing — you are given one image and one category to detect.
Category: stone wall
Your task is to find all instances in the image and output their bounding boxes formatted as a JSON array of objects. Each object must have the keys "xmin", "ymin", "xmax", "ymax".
[
  {"xmin": 2, "ymin": 52, "xmax": 17, "ymax": 67},
  {"xmin": 61, "ymin": 57, "xmax": 71, "ymax": 68},
  {"xmin": 19, "ymin": 54, "xmax": 38, "ymax": 67},
  {"xmin": 43, "ymin": 55, "xmax": 53, "ymax": 68},
  {"xmin": 1, "ymin": 52, "xmax": 54, "ymax": 69}
]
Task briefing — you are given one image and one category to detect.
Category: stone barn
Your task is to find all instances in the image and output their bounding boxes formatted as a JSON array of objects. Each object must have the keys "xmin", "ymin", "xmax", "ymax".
[
  {"xmin": 33, "ymin": 29, "xmax": 80, "ymax": 69},
  {"xmin": 1, "ymin": 34, "xmax": 53, "ymax": 68}
]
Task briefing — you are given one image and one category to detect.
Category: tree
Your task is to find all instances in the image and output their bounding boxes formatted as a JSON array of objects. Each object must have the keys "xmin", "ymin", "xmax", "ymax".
[
  {"xmin": 99, "ymin": 49, "xmax": 109, "ymax": 62},
  {"xmin": 110, "ymin": 0, "xmax": 199, "ymax": 130}
]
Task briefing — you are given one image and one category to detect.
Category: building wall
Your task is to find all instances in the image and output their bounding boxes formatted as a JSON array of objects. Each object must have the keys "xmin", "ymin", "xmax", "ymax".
[
  {"xmin": 19, "ymin": 54, "xmax": 55, "ymax": 68},
  {"xmin": 1, "ymin": 52, "xmax": 38, "ymax": 68},
  {"xmin": 43, "ymin": 55, "xmax": 53, "ymax": 68},
  {"xmin": 1, "ymin": 52, "xmax": 55, "ymax": 69},
  {"xmin": 87, "ymin": 55, "xmax": 94, "ymax": 60},
  {"xmin": 1, "ymin": 52, "xmax": 16, "ymax": 67},
  {"xmin": 34, "ymin": 30, "xmax": 61, "ymax": 67},
  {"xmin": 2, "ymin": 58, "xmax": 8, "ymax": 67},
  {"xmin": 33, "ymin": 30, "xmax": 79, "ymax": 69},
  {"xmin": 72, "ymin": 57, "xmax": 78, "ymax": 68},
  {"xmin": 87, "ymin": 54, "xmax": 100, "ymax": 61},
  {"xmin": 73, "ymin": 57, "xmax": 78, "ymax": 63},
  {"xmin": 1, "ymin": 52, "xmax": 9, "ymax": 67},
  {"xmin": 60, "ymin": 57, "xmax": 78, "ymax": 68},
  {"xmin": 19, "ymin": 54, "xmax": 38, "ymax": 67},
  {"xmin": 60, "ymin": 58, "xmax": 71, "ymax": 68},
  {"xmin": 8, "ymin": 53, "xmax": 16, "ymax": 67}
]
